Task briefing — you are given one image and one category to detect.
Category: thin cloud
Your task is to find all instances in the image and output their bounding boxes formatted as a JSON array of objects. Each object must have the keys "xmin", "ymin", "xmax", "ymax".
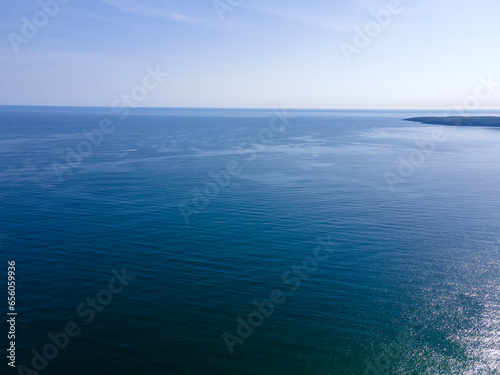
[
  {"xmin": 100, "ymin": 0, "xmax": 209, "ymax": 26},
  {"xmin": 99, "ymin": 0, "xmax": 277, "ymax": 40},
  {"xmin": 243, "ymin": 3, "xmax": 361, "ymax": 32}
]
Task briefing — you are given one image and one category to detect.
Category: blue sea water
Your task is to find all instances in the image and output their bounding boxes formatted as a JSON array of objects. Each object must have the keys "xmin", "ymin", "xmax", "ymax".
[{"xmin": 1, "ymin": 106, "xmax": 500, "ymax": 374}]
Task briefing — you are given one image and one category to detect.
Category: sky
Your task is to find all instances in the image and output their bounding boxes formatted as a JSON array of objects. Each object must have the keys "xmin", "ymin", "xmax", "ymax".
[{"xmin": 1, "ymin": 0, "xmax": 499, "ymax": 109}]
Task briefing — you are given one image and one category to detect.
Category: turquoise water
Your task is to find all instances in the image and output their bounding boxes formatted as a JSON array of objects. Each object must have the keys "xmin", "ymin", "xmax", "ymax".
[{"xmin": 1, "ymin": 107, "xmax": 500, "ymax": 374}]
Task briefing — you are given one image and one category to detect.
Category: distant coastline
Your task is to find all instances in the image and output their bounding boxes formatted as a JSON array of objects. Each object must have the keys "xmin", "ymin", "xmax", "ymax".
[{"xmin": 405, "ymin": 116, "xmax": 500, "ymax": 127}]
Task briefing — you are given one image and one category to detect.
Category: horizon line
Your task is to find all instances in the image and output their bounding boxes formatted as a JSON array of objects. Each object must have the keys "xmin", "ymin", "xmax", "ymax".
[{"xmin": 1, "ymin": 105, "xmax": 500, "ymax": 111}]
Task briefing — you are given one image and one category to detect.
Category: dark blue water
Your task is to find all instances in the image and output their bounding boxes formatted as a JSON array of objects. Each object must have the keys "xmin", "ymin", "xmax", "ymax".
[{"xmin": 1, "ymin": 106, "xmax": 500, "ymax": 374}]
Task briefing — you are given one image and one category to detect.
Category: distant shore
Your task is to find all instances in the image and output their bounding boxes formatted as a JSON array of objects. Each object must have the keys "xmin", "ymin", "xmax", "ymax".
[{"xmin": 405, "ymin": 116, "xmax": 500, "ymax": 127}]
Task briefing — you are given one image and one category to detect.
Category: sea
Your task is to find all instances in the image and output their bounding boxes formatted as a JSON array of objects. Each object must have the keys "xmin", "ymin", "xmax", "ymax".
[{"xmin": 1, "ymin": 106, "xmax": 500, "ymax": 374}]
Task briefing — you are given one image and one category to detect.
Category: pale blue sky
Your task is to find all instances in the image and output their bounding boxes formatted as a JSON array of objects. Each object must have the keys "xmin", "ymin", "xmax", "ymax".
[{"xmin": 1, "ymin": 0, "xmax": 499, "ymax": 109}]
